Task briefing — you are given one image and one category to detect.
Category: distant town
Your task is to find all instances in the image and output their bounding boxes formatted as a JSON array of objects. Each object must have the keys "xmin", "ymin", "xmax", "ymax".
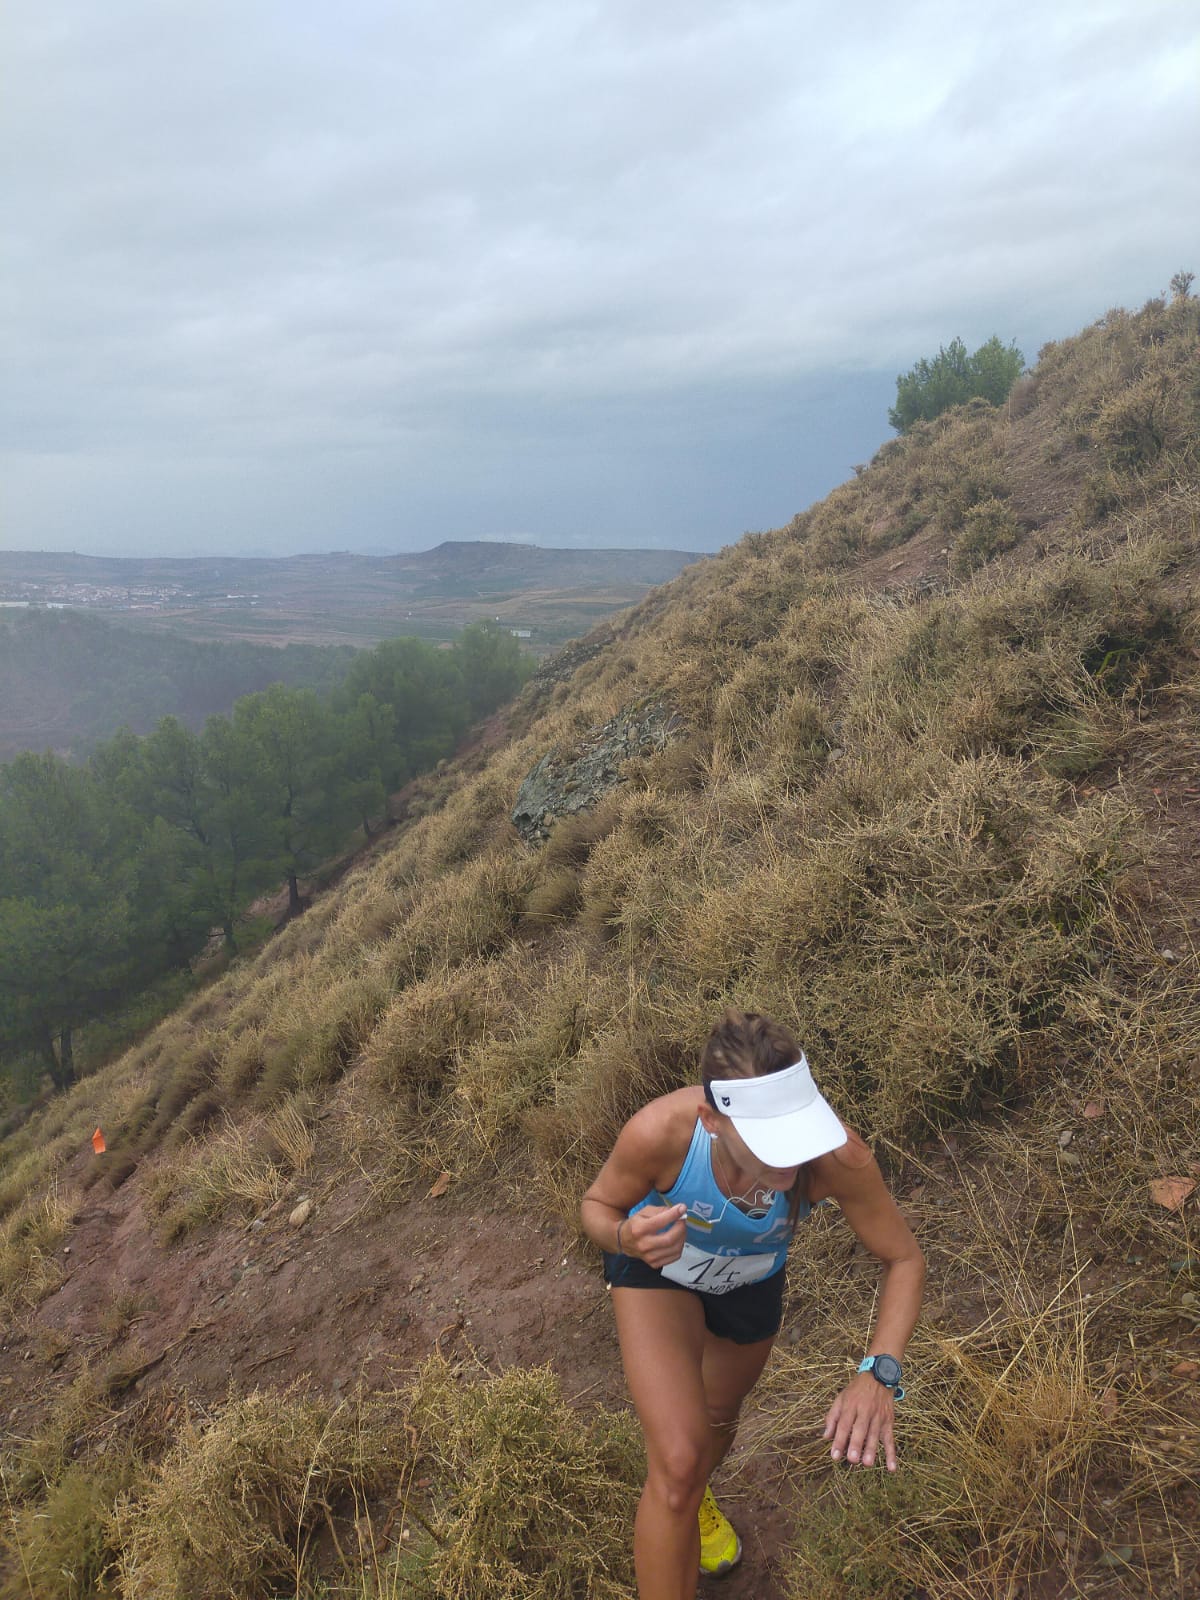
[
  {"xmin": 0, "ymin": 580, "xmax": 262, "ymax": 612},
  {"xmin": 0, "ymin": 544, "xmax": 702, "ymax": 651}
]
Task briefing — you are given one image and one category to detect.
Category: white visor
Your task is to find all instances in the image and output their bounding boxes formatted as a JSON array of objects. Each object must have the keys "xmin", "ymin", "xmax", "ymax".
[{"xmin": 707, "ymin": 1055, "xmax": 846, "ymax": 1168}]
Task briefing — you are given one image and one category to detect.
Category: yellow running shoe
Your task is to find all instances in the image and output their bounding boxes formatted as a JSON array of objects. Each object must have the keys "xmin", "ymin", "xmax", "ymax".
[{"xmin": 698, "ymin": 1484, "xmax": 742, "ymax": 1577}]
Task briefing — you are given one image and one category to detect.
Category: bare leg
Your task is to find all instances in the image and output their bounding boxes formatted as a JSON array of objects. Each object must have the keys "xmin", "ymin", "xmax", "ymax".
[
  {"xmin": 701, "ymin": 1328, "xmax": 776, "ymax": 1480},
  {"xmin": 612, "ymin": 1287, "xmax": 710, "ymax": 1600},
  {"xmin": 612, "ymin": 1290, "xmax": 779, "ymax": 1598}
]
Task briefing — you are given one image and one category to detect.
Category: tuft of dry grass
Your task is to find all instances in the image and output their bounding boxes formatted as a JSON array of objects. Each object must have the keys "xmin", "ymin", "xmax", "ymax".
[
  {"xmin": 110, "ymin": 1388, "xmax": 408, "ymax": 1600},
  {"xmin": 0, "ymin": 1185, "xmax": 71, "ymax": 1313},
  {"xmin": 143, "ymin": 1105, "xmax": 317, "ymax": 1241},
  {"xmin": 401, "ymin": 1354, "xmax": 641, "ymax": 1600},
  {"xmin": 747, "ymin": 1149, "xmax": 1200, "ymax": 1599},
  {"xmin": 1, "ymin": 1454, "xmax": 140, "ymax": 1600}
]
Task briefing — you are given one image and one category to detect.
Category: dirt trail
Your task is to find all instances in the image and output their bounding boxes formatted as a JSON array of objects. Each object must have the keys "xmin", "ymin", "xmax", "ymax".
[{"xmin": 3, "ymin": 1151, "xmax": 812, "ymax": 1598}]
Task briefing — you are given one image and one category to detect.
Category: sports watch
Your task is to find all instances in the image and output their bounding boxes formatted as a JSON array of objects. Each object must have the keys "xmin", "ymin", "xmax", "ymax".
[{"xmin": 857, "ymin": 1354, "xmax": 905, "ymax": 1401}]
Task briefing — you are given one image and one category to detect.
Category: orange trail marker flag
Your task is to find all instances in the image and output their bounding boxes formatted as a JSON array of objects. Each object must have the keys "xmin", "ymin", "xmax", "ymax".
[{"xmin": 92, "ymin": 1127, "xmax": 106, "ymax": 1155}]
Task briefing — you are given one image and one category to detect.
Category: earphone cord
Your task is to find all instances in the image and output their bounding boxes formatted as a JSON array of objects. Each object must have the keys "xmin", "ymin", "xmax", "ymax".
[{"xmin": 712, "ymin": 1135, "xmax": 777, "ymax": 1216}]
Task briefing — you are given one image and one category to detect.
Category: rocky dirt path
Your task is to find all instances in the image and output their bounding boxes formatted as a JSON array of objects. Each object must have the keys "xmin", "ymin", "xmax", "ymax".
[{"xmin": 2, "ymin": 1151, "xmax": 813, "ymax": 1598}]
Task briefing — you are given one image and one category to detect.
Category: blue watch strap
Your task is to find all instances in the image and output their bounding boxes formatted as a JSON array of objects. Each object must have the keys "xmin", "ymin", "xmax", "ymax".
[{"xmin": 858, "ymin": 1355, "xmax": 905, "ymax": 1401}]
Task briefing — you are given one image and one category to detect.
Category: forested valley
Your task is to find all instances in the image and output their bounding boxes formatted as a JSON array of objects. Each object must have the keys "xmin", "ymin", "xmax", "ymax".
[
  {"xmin": 0, "ymin": 622, "xmax": 530, "ymax": 1103},
  {"xmin": 0, "ymin": 608, "xmax": 357, "ymax": 761}
]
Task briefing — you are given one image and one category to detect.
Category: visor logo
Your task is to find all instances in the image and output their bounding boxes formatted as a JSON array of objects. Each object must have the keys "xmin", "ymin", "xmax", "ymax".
[{"xmin": 720, "ymin": 1095, "xmax": 731, "ymax": 1107}]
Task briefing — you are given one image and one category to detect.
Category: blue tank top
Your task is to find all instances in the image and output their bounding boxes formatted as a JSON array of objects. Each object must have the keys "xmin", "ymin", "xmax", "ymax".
[{"xmin": 629, "ymin": 1118, "xmax": 810, "ymax": 1280}]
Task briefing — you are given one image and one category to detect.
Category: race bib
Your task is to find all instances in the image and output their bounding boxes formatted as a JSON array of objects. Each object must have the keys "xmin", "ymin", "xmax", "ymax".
[{"xmin": 660, "ymin": 1243, "xmax": 776, "ymax": 1295}]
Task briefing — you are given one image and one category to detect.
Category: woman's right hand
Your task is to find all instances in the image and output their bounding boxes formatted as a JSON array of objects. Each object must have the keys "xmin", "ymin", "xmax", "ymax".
[{"xmin": 622, "ymin": 1202, "xmax": 688, "ymax": 1267}]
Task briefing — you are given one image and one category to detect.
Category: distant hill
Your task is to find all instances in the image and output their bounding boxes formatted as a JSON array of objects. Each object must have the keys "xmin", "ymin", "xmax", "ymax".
[
  {"xmin": 0, "ymin": 607, "xmax": 354, "ymax": 759},
  {"xmin": 8, "ymin": 302, "xmax": 1199, "ymax": 1595},
  {"xmin": 0, "ymin": 541, "xmax": 704, "ymax": 651}
]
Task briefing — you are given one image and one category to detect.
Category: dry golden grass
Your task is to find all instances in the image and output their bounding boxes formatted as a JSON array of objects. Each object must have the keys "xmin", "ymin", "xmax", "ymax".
[
  {"xmin": 1, "ymin": 1453, "xmax": 139, "ymax": 1600},
  {"xmin": 2, "ymin": 289, "xmax": 1199, "ymax": 1598},
  {"xmin": 746, "ymin": 1160, "xmax": 1199, "ymax": 1599},
  {"xmin": 143, "ymin": 1102, "xmax": 320, "ymax": 1241},
  {"xmin": 110, "ymin": 1388, "xmax": 408, "ymax": 1600},
  {"xmin": 0, "ymin": 1185, "xmax": 71, "ymax": 1312},
  {"xmin": 4, "ymin": 1365, "xmax": 640, "ymax": 1600},
  {"xmin": 401, "ymin": 1354, "xmax": 641, "ymax": 1600}
]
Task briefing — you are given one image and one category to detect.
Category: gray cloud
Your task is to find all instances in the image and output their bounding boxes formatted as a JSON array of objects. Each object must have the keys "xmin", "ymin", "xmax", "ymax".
[{"xmin": 3, "ymin": 0, "xmax": 1196, "ymax": 554}]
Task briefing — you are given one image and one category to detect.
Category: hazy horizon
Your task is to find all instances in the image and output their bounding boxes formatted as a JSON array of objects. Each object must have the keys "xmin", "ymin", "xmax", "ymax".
[{"xmin": 4, "ymin": 1, "xmax": 1196, "ymax": 559}]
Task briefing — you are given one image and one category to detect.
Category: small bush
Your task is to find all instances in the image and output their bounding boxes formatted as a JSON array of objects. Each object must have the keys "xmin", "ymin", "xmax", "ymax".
[
  {"xmin": 540, "ymin": 802, "xmax": 621, "ymax": 872},
  {"xmin": 0, "ymin": 1187, "xmax": 70, "ymax": 1311},
  {"xmin": 521, "ymin": 865, "xmax": 583, "ymax": 927},
  {"xmin": 0, "ymin": 1455, "xmax": 140, "ymax": 1600},
  {"xmin": 362, "ymin": 959, "xmax": 510, "ymax": 1100},
  {"xmin": 112, "ymin": 1388, "xmax": 408, "ymax": 1600},
  {"xmin": 949, "ymin": 496, "xmax": 1021, "ymax": 576},
  {"xmin": 144, "ymin": 1118, "xmax": 288, "ymax": 1240},
  {"xmin": 404, "ymin": 1355, "xmax": 641, "ymax": 1600},
  {"xmin": 1097, "ymin": 372, "xmax": 1168, "ymax": 472}
]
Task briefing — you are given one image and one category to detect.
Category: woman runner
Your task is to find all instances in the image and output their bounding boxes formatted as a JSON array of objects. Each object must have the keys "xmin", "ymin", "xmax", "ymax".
[{"xmin": 581, "ymin": 1009, "xmax": 925, "ymax": 1599}]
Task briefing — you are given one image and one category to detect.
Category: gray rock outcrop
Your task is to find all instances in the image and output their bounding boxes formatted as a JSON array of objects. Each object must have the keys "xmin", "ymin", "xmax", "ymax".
[{"xmin": 512, "ymin": 701, "xmax": 684, "ymax": 843}]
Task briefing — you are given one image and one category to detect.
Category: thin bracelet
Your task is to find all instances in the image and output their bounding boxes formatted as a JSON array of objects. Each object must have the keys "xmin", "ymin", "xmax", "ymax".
[{"xmin": 615, "ymin": 1218, "xmax": 628, "ymax": 1255}]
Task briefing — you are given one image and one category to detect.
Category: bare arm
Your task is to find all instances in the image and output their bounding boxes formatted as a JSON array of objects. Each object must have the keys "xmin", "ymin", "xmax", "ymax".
[
  {"xmin": 810, "ymin": 1140, "xmax": 926, "ymax": 1471},
  {"xmin": 580, "ymin": 1099, "xmax": 692, "ymax": 1269}
]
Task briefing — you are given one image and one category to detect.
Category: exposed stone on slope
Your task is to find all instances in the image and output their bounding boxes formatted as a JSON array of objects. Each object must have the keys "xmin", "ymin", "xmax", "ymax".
[{"xmin": 511, "ymin": 700, "xmax": 684, "ymax": 842}]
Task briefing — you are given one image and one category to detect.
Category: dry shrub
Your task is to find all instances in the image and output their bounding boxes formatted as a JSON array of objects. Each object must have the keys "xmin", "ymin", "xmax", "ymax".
[
  {"xmin": 1, "ymin": 1364, "xmax": 153, "ymax": 1502},
  {"xmin": 712, "ymin": 657, "xmax": 787, "ymax": 763},
  {"xmin": 111, "ymin": 1388, "xmax": 408, "ymax": 1600},
  {"xmin": 450, "ymin": 952, "xmax": 593, "ymax": 1169},
  {"xmin": 764, "ymin": 689, "xmax": 832, "ymax": 789},
  {"xmin": 420, "ymin": 767, "xmax": 519, "ymax": 872},
  {"xmin": 376, "ymin": 851, "xmax": 534, "ymax": 986},
  {"xmin": 215, "ymin": 1024, "xmax": 269, "ymax": 1099},
  {"xmin": 539, "ymin": 799, "xmax": 622, "ymax": 872},
  {"xmin": 949, "ymin": 495, "xmax": 1021, "ymax": 576},
  {"xmin": 329, "ymin": 879, "xmax": 413, "ymax": 949},
  {"xmin": 264, "ymin": 1095, "xmax": 317, "ymax": 1177},
  {"xmin": 575, "ymin": 791, "xmax": 690, "ymax": 946},
  {"xmin": 0, "ymin": 1186, "xmax": 71, "ymax": 1311},
  {"xmin": 1, "ymin": 1454, "xmax": 140, "ymax": 1600},
  {"xmin": 756, "ymin": 1177, "xmax": 1199, "ymax": 1599},
  {"xmin": 137, "ymin": 1036, "xmax": 220, "ymax": 1150},
  {"xmin": 403, "ymin": 1355, "xmax": 641, "ymax": 1600},
  {"xmin": 361, "ymin": 958, "xmax": 513, "ymax": 1101},
  {"xmin": 1006, "ymin": 370, "xmax": 1041, "ymax": 419},
  {"xmin": 144, "ymin": 1117, "xmax": 290, "ymax": 1240},
  {"xmin": 251, "ymin": 963, "xmax": 395, "ymax": 1109},
  {"xmin": 343, "ymin": 953, "xmax": 533, "ymax": 1203},
  {"xmin": 642, "ymin": 730, "xmax": 711, "ymax": 794},
  {"xmin": 1097, "ymin": 371, "xmax": 1171, "ymax": 474},
  {"xmin": 521, "ymin": 864, "xmax": 583, "ymax": 927},
  {"xmin": 0, "ymin": 1135, "xmax": 74, "ymax": 1224}
]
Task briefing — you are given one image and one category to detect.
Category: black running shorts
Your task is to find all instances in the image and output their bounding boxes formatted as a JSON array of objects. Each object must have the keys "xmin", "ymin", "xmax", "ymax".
[{"xmin": 602, "ymin": 1250, "xmax": 785, "ymax": 1345}]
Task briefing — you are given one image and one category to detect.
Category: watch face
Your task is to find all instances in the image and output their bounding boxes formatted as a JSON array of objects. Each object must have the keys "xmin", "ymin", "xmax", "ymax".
[{"xmin": 872, "ymin": 1354, "xmax": 902, "ymax": 1387}]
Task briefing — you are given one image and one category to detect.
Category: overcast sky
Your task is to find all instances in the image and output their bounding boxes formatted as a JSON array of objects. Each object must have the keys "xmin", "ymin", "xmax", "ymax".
[{"xmin": 3, "ymin": 0, "xmax": 1197, "ymax": 558}]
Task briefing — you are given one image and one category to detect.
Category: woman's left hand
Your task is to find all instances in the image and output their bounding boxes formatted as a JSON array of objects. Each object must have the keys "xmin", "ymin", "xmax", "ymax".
[{"xmin": 822, "ymin": 1371, "xmax": 898, "ymax": 1471}]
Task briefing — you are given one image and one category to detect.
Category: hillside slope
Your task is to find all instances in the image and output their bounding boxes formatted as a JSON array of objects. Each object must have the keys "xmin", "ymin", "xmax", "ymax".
[{"xmin": 2, "ymin": 293, "xmax": 1199, "ymax": 1600}]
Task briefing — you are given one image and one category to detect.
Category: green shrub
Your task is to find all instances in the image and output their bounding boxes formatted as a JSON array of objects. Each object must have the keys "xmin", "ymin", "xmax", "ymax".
[{"xmin": 949, "ymin": 496, "xmax": 1021, "ymax": 575}]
